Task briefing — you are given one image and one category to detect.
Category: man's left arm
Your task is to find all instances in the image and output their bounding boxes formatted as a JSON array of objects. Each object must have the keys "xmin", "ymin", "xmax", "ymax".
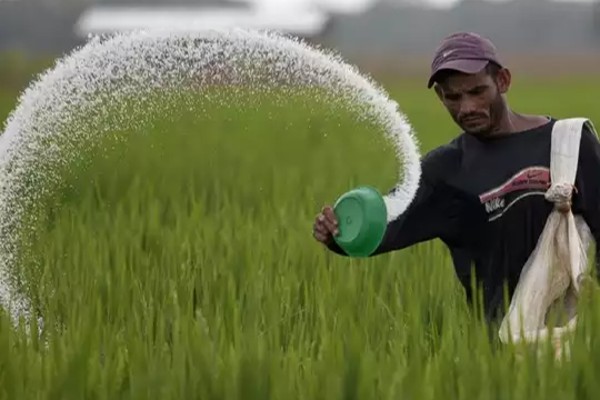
[{"xmin": 574, "ymin": 120, "xmax": 600, "ymax": 278}]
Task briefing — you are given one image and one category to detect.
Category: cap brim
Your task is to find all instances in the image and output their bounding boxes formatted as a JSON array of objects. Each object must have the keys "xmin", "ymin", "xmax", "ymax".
[{"xmin": 427, "ymin": 59, "xmax": 490, "ymax": 88}]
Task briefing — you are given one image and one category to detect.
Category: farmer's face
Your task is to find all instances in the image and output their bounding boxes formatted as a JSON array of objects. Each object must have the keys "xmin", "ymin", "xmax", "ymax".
[{"xmin": 435, "ymin": 68, "xmax": 510, "ymax": 137}]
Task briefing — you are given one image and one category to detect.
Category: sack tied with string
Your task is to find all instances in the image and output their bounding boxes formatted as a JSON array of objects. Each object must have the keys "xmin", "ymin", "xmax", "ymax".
[{"xmin": 499, "ymin": 118, "xmax": 599, "ymax": 347}]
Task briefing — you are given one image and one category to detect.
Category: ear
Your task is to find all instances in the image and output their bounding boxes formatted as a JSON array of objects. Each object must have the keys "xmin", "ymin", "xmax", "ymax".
[
  {"xmin": 434, "ymin": 84, "xmax": 444, "ymax": 101},
  {"xmin": 496, "ymin": 68, "xmax": 511, "ymax": 94}
]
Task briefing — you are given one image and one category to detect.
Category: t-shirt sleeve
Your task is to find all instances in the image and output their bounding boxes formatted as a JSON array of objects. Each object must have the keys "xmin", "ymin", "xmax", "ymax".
[
  {"xmin": 326, "ymin": 147, "xmax": 461, "ymax": 256},
  {"xmin": 573, "ymin": 120, "xmax": 600, "ymax": 277}
]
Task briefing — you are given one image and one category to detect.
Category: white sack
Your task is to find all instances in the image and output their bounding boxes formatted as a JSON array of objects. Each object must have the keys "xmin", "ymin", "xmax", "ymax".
[{"xmin": 498, "ymin": 118, "xmax": 598, "ymax": 356}]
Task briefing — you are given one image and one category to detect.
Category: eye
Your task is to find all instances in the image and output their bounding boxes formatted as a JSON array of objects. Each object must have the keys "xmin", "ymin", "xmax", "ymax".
[
  {"xmin": 444, "ymin": 93, "xmax": 461, "ymax": 101},
  {"xmin": 468, "ymin": 86, "xmax": 487, "ymax": 95}
]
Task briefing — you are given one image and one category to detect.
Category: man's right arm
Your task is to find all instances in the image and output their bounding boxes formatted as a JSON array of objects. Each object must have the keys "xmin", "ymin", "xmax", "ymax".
[
  {"xmin": 324, "ymin": 171, "xmax": 446, "ymax": 256},
  {"xmin": 321, "ymin": 143, "xmax": 461, "ymax": 257}
]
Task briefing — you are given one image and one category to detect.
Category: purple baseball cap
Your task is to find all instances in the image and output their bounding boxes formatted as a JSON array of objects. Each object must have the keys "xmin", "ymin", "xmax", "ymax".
[{"xmin": 427, "ymin": 32, "xmax": 504, "ymax": 88}]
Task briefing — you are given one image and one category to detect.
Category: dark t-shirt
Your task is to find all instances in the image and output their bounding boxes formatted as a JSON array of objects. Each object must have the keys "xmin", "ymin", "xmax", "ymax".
[{"xmin": 327, "ymin": 118, "xmax": 600, "ymax": 321}]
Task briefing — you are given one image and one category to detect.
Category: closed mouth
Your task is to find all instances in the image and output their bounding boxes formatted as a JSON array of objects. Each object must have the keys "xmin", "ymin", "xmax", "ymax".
[{"xmin": 462, "ymin": 117, "xmax": 485, "ymax": 124}]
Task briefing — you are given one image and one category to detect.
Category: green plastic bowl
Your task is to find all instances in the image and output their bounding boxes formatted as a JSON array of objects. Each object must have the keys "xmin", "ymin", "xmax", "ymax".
[{"xmin": 332, "ymin": 186, "xmax": 388, "ymax": 257}]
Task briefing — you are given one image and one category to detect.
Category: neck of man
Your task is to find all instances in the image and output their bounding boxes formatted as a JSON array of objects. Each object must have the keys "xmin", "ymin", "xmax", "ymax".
[{"xmin": 488, "ymin": 108, "xmax": 548, "ymax": 137}]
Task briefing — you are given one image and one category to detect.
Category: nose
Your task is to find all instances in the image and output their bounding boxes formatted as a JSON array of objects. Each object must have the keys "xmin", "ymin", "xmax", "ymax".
[{"xmin": 459, "ymin": 97, "xmax": 478, "ymax": 116}]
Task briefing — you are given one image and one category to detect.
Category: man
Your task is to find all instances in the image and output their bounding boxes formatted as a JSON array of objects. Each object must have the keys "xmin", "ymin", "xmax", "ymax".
[{"xmin": 312, "ymin": 31, "xmax": 600, "ymax": 321}]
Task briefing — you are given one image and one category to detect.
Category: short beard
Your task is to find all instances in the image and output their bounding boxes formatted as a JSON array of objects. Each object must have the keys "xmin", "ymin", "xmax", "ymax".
[{"xmin": 463, "ymin": 94, "xmax": 506, "ymax": 137}]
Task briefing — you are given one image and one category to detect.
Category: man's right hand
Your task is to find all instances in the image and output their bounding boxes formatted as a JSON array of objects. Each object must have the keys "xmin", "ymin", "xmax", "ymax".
[{"xmin": 313, "ymin": 205, "xmax": 339, "ymax": 245}]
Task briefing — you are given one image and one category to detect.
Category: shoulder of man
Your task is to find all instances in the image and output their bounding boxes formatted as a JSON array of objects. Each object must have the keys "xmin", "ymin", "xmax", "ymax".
[
  {"xmin": 551, "ymin": 116, "xmax": 596, "ymax": 136},
  {"xmin": 554, "ymin": 117, "xmax": 599, "ymax": 147},
  {"xmin": 420, "ymin": 135, "xmax": 464, "ymax": 183}
]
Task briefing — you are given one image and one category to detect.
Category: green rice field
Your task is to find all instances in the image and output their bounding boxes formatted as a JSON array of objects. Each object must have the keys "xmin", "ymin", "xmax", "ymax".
[{"xmin": 1, "ymin": 58, "xmax": 600, "ymax": 399}]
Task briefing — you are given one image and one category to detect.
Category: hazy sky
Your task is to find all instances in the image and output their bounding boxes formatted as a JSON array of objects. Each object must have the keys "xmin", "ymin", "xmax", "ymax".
[
  {"xmin": 237, "ymin": 0, "xmax": 595, "ymax": 12},
  {"xmin": 243, "ymin": 0, "xmax": 596, "ymax": 13}
]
